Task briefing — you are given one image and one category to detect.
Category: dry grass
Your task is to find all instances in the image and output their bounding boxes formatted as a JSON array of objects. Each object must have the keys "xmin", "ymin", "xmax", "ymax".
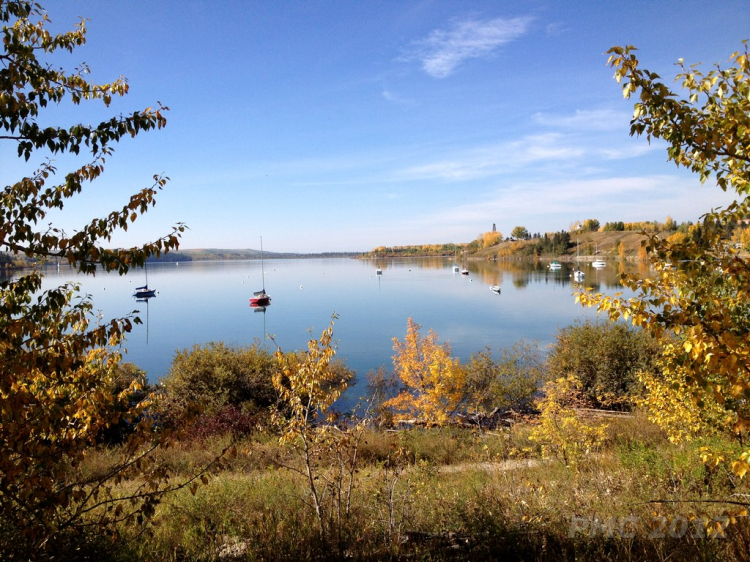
[{"xmin": 85, "ymin": 417, "xmax": 750, "ymax": 561}]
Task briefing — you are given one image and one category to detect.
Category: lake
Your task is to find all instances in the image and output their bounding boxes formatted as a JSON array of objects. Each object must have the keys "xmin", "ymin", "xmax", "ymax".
[{"xmin": 30, "ymin": 256, "xmax": 646, "ymax": 405}]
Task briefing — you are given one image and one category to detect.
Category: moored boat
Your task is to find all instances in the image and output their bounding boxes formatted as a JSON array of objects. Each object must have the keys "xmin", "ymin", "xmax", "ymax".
[
  {"xmin": 249, "ymin": 237, "xmax": 272, "ymax": 307},
  {"xmin": 133, "ymin": 285, "xmax": 156, "ymax": 298},
  {"xmin": 572, "ymin": 240, "xmax": 585, "ymax": 281},
  {"xmin": 250, "ymin": 290, "xmax": 271, "ymax": 306},
  {"xmin": 133, "ymin": 263, "xmax": 156, "ymax": 298},
  {"xmin": 592, "ymin": 243, "xmax": 606, "ymax": 268}
]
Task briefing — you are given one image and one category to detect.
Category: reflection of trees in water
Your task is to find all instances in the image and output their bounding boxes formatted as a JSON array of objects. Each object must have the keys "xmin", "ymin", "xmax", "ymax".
[
  {"xmin": 360, "ymin": 257, "xmax": 654, "ymax": 290},
  {"xmin": 475, "ymin": 267, "xmax": 505, "ymax": 286},
  {"xmin": 469, "ymin": 259, "xmax": 653, "ymax": 291},
  {"xmin": 360, "ymin": 256, "xmax": 458, "ymax": 272}
]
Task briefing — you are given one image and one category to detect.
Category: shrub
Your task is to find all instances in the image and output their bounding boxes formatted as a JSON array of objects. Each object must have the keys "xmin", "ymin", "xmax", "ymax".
[
  {"xmin": 528, "ymin": 376, "xmax": 608, "ymax": 467},
  {"xmin": 546, "ymin": 321, "xmax": 661, "ymax": 408},
  {"xmin": 464, "ymin": 341, "xmax": 547, "ymax": 416},
  {"xmin": 161, "ymin": 341, "xmax": 278, "ymax": 415},
  {"xmin": 185, "ymin": 405, "xmax": 262, "ymax": 440}
]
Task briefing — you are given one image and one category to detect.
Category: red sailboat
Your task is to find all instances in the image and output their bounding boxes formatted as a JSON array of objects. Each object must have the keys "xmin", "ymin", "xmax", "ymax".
[{"xmin": 249, "ymin": 237, "xmax": 271, "ymax": 307}]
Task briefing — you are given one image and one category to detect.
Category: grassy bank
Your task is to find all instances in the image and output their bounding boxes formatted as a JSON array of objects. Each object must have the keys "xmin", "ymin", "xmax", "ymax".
[{"xmin": 86, "ymin": 413, "xmax": 750, "ymax": 561}]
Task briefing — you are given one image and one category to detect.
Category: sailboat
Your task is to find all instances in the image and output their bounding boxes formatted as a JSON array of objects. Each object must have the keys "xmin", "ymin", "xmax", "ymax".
[
  {"xmin": 592, "ymin": 243, "xmax": 606, "ymax": 268},
  {"xmin": 572, "ymin": 240, "xmax": 585, "ymax": 282},
  {"xmin": 133, "ymin": 262, "xmax": 156, "ymax": 298},
  {"xmin": 249, "ymin": 237, "xmax": 271, "ymax": 307}
]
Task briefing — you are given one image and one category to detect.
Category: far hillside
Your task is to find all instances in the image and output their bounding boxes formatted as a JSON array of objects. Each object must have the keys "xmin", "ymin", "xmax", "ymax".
[
  {"xmin": 469, "ymin": 215, "xmax": 750, "ymax": 260},
  {"xmin": 473, "ymin": 230, "xmax": 650, "ymax": 261},
  {"xmin": 145, "ymin": 248, "xmax": 361, "ymax": 262},
  {"xmin": 365, "ymin": 216, "xmax": 750, "ymax": 260}
]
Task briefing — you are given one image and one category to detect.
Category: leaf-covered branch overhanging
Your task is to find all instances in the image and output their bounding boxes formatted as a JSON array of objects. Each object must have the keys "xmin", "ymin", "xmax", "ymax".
[
  {"xmin": 608, "ymin": 43, "xmax": 750, "ymax": 194},
  {"xmin": 0, "ymin": 2, "xmax": 207, "ymax": 556},
  {"xmin": 578, "ymin": 43, "xmax": 750, "ymax": 480}
]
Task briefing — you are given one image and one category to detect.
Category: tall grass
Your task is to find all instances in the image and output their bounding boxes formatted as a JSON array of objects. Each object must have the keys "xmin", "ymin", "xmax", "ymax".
[{"xmin": 85, "ymin": 417, "xmax": 750, "ymax": 561}]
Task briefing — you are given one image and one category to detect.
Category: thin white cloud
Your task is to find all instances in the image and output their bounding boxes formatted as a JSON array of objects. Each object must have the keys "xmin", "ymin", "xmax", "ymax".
[
  {"xmin": 416, "ymin": 175, "xmax": 737, "ymax": 233},
  {"xmin": 533, "ymin": 109, "xmax": 629, "ymax": 131},
  {"xmin": 382, "ymin": 89, "xmax": 416, "ymax": 108},
  {"xmin": 390, "ymin": 112, "xmax": 664, "ymax": 183},
  {"xmin": 403, "ymin": 16, "xmax": 532, "ymax": 78},
  {"xmin": 545, "ymin": 22, "xmax": 568, "ymax": 36},
  {"xmin": 337, "ymin": 175, "xmax": 738, "ymax": 249},
  {"xmin": 598, "ymin": 144, "xmax": 656, "ymax": 160},
  {"xmin": 396, "ymin": 133, "xmax": 584, "ymax": 182}
]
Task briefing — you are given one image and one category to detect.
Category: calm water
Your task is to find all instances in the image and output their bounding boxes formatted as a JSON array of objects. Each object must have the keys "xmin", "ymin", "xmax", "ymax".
[{"xmin": 30, "ymin": 257, "xmax": 646, "ymax": 405}]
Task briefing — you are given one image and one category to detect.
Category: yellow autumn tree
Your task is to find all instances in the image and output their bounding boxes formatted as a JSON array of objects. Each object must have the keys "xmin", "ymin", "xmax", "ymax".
[
  {"xmin": 385, "ymin": 318, "xmax": 467, "ymax": 426},
  {"xmin": 528, "ymin": 376, "xmax": 608, "ymax": 468},
  {"xmin": 637, "ymin": 341, "xmax": 733, "ymax": 443},
  {"xmin": 482, "ymin": 230, "xmax": 502, "ymax": 248},
  {"xmin": 272, "ymin": 317, "xmax": 362, "ymax": 542},
  {"xmin": 731, "ymin": 226, "xmax": 750, "ymax": 250},
  {"xmin": 579, "ymin": 43, "xmax": 750, "ymax": 478}
]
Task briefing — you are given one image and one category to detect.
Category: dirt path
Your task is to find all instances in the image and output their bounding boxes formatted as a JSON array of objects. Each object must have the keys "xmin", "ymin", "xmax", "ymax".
[{"xmin": 438, "ymin": 458, "xmax": 544, "ymax": 473}]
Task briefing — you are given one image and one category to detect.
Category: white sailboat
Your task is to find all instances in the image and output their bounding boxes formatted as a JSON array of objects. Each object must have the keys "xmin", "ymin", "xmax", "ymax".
[
  {"xmin": 592, "ymin": 243, "xmax": 606, "ymax": 268},
  {"xmin": 573, "ymin": 240, "xmax": 585, "ymax": 281}
]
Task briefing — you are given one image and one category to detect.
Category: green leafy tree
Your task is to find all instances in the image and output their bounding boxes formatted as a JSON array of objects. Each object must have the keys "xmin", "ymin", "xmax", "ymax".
[
  {"xmin": 464, "ymin": 341, "xmax": 547, "ymax": 418},
  {"xmin": 603, "ymin": 221, "xmax": 625, "ymax": 231},
  {"xmin": 0, "ymin": 2, "xmax": 214, "ymax": 557},
  {"xmin": 546, "ymin": 321, "xmax": 661, "ymax": 409},
  {"xmin": 162, "ymin": 341, "xmax": 278, "ymax": 415},
  {"xmin": 511, "ymin": 226, "xmax": 530, "ymax": 240},
  {"xmin": 579, "ymin": 43, "xmax": 750, "ymax": 478},
  {"xmin": 582, "ymin": 218, "xmax": 601, "ymax": 232}
]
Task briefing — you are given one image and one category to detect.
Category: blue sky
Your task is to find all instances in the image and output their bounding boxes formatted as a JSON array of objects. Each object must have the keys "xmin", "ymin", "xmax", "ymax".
[{"xmin": 4, "ymin": 1, "xmax": 749, "ymax": 253}]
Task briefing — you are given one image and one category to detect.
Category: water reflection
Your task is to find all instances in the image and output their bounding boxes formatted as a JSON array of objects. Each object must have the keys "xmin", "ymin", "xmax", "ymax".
[
  {"xmin": 452, "ymin": 259, "xmax": 636, "ymax": 293},
  {"xmin": 133, "ymin": 294, "xmax": 154, "ymax": 344},
  {"xmin": 27, "ymin": 257, "xmax": 652, "ymax": 394}
]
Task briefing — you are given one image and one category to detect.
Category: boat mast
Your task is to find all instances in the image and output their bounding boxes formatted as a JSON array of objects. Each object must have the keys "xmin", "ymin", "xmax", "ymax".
[{"xmin": 260, "ymin": 236, "xmax": 266, "ymax": 292}]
